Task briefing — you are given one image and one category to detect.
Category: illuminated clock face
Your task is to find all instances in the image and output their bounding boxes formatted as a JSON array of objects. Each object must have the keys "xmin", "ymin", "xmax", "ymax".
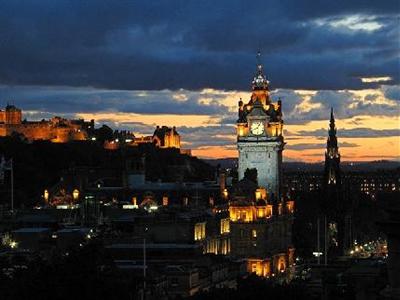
[{"xmin": 251, "ymin": 121, "xmax": 264, "ymax": 135}]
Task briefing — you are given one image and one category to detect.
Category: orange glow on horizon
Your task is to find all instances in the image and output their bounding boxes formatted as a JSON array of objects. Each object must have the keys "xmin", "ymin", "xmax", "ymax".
[{"xmin": 75, "ymin": 98, "xmax": 399, "ymax": 162}]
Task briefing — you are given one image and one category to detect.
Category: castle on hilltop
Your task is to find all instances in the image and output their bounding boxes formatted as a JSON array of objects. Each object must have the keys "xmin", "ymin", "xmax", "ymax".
[
  {"xmin": 0, "ymin": 105, "xmax": 188, "ymax": 153},
  {"xmin": 0, "ymin": 104, "xmax": 93, "ymax": 142}
]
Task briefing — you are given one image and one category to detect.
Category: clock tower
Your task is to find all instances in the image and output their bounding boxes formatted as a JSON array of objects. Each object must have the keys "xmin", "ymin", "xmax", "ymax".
[{"xmin": 237, "ymin": 55, "xmax": 284, "ymax": 199}]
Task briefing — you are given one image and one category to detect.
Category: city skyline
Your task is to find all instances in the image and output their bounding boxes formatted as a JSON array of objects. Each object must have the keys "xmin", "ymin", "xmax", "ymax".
[
  {"xmin": 0, "ymin": 1, "xmax": 399, "ymax": 162},
  {"xmin": 0, "ymin": 2, "xmax": 399, "ymax": 299}
]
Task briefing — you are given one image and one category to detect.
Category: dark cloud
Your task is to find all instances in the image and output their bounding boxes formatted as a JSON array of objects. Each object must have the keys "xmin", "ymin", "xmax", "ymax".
[
  {"xmin": 0, "ymin": 85, "xmax": 229, "ymax": 115},
  {"xmin": 284, "ymin": 88, "xmax": 399, "ymax": 124},
  {"xmin": 286, "ymin": 141, "xmax": 358, "ymax": 150},
  {"xmin": 178, "ymin": 125, "xmax": 235, "ymax": 148},
  {"xmin": 383, "ymin": 85, "xmax": 400, "ymax": 101},
  {"xmin": 0, "ymin": 0, "xmax": 398, "ymax": 91},
  {"xmin": 295, "ymin": 128, "xmax": 400, "ymax": 138},
  {"xmin": 0, "ymin": 84, "xmax": 397, "ymax": 127}
]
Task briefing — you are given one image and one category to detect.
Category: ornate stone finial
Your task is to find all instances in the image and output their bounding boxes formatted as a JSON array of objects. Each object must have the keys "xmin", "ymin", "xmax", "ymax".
[
  {"xmin": 252, "ymin": 51, "xmax": 269, "ymax": 90},
  {"xmin": 256, "ymin": 50, "xmax": 262, "ymax": 67}
]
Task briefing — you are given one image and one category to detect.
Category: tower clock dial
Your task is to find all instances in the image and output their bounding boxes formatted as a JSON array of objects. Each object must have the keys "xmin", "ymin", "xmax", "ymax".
[{"xmin": 250, "ymin": 121, "xmax": 264, "ymax": 135}]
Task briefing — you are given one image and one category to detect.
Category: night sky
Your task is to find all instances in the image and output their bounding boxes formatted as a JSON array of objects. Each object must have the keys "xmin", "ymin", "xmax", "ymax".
[{"xmin": 0, "ymin": 0, "xmax": 399, "ymax": 161}]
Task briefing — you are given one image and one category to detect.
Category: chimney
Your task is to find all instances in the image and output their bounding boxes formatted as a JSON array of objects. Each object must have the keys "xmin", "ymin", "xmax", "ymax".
[{"xmin": 219, "ymin": 171, "xmax": 226, "ymax": 197}]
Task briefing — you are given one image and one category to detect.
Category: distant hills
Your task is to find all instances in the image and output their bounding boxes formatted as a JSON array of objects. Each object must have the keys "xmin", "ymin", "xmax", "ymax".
[{"xmin": 204, "ymin": 158, "xmax": 400, "ymax": 172}]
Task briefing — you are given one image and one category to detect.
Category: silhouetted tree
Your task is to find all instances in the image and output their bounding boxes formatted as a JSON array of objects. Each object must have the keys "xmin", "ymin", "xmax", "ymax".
[{"xmin": 244, "ymin": 168, "xmax": 258, "ymax": 185}]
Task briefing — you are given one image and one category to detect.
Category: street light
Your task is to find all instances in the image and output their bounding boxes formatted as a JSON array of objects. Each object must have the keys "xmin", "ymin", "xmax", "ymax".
[
  {"xmin": 44, "ymin": 189, "xmax": 49, "ymax": 203},
  {"xmin": 72, "ymin": 189, "xmax": 79, "ymax": 201}
]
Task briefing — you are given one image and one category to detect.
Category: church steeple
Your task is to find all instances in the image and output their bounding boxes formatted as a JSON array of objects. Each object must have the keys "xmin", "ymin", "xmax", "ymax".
[
  {"xmin": 327, "ymin": 108, "xmax": 339, "ymax": 157},
  {"xmin": 329, "ymin": 107, "xmax": 336, "ymax": 135},
  {"xmin": 325, "ymin": 108, "xmax": 340, "ymax": 185},
  {"xmin": 323, "ymin": 108, "xmax": 347, "ymax": 258}
]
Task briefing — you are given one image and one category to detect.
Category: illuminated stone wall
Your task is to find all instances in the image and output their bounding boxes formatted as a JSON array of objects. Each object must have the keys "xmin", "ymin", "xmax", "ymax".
[
  {"xmin": 238, "ymin": 139, "xmax": 283, "ymax": 198},
  {"xmin": 247, "ymin": 258, "xmax": 271, "ymax": 277},
  {"xmin": 163, "ymin": 128, "xmax": 181, "ymax": 148},
  {"xmin": 229, "ymin": 221, "xmax": 270, "ymax": 258},
  {"xmin": 229, "ymin": 205, "xmax": 273, "ymax": 222},
  {"xmin": 0, "ymin": 106, "xmax": 22, "ymax": 125},
  {"xmin": 0, "ymin": 122, "xmax": 88, "ymax": 142},
  {"xmin": 0, "ymin": 110, "xmax": 89, "ymax": 142}
]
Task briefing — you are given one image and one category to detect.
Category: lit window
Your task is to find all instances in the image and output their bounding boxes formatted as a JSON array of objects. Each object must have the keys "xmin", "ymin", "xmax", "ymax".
[
  {"xmin": 194, "ymin": 223, "xmax": 206, "ymax": 241},
  {"xmin": 220, "ymin": 218, "xmax": 230, "ymax": 234},
  {"xmin": 252, "ymin": 229, "xmax": 257, "ymax": 238},
  {"xmin": 252, "ymin": 264, "xmax": 257, "ymax": 273}
]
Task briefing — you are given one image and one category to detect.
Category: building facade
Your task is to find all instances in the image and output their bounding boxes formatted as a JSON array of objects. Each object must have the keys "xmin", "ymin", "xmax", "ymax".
[
  {"xmin": 0, "ymin": 105, "xmax": 93, "ymax": 142},
  {"xmin": 0, "ymin": 104, "xmax": 22, "ymax": 124},
  {"xmin": 152, "ymin": 126, "xmax": 181, "ymax": 149},
  {"xmin": 230, "ymin": 57, "xmax": 294, "ymax": 278},
  {"xmin": 236, "ymin": 58, "xmax": 284, "ymax": 199},
  {"xmin": 323, "ymin": 108, "xmax": 347, "ymax": 256},
  {"xmin": 324, "ymin": 108, "xmax": 341, "ymax": 188}
]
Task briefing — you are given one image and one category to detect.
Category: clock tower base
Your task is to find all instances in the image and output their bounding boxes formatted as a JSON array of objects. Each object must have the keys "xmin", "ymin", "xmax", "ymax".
[{"xmin": 238, "ymin": 140, "xmax": 283, "ymax": 199}]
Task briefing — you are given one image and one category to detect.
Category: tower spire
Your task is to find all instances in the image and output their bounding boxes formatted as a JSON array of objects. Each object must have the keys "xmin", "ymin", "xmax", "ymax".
[
  {"xmin": 329, "ymin": 107, "xmax": 336, "ymax": 137},
  {"xmin": 325, "ymin": 108, "xmax": 340, "ymax": 185},
  {"xmin": 252, "ymin": 51, "xmax": 269, "ymax": 90},
  {"xmin": 256, "ymin": 50, "xmax": 262, "ymax": 68}
]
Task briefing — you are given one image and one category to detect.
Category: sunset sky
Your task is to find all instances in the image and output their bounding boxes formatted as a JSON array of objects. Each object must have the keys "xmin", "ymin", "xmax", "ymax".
[{"xmin": 0, "ymin": 1, "xmax": 398, "ymax": 162}]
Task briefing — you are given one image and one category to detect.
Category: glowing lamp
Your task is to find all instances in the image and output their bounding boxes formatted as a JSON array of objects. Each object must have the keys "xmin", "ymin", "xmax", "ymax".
[
  {"xmin": 72, "ymin": 189, "xmax": 79, "ymax": 201},
  {"xmin": 10, "ymin": 241, "xmax": 17, "ymax": 249},
  {"xmin": 44, "ymin": 189, "xmax": 49, "ymax": 203},
  {"xmin": 162, "ymin": 196, "xmax": 168, "ymax": 206},
  {"xmin": 237, "ymin": 124, "xmax": 245, "ymax": 136}
]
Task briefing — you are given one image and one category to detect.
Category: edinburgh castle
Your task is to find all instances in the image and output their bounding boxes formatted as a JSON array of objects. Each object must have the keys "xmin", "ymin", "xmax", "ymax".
[{"xmin": 0, "ymin": 104, "xmax": 92, "ymax": 142}]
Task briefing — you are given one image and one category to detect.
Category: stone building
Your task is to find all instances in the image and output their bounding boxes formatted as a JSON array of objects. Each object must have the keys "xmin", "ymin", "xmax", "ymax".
[
  {"xmin": 229, "ymin": 56, "xmax": 295, "ymax": 278},
  {"xmin": 236, "ymin": 54, "xmax": 283, "ymax": 199},
  {"xmin": 152, "ymin": 126, "xmax": 181, "ymax": 149},
  {"xmin": 0, "ymin": 105, "xmax": 93, "ymax": 142},
  {"xmin": 131, "ymin": 126, "xmax": 181, "ymax": 149},
  {"xmin": 0, "ymin": 104, "xmax": 22, "ymax": 124},
  {"xmin": 228, "ymin": 179, "xmax": 294, "ymax": 277},
  {"xmin": 130, "ymin": 125, "xmax": 190, "ymax": 154}
]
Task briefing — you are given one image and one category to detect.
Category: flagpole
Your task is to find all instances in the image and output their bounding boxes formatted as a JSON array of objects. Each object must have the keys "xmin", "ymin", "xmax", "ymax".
[
  {"xmin": 10, "ymin": 158, "xmax": 14, "ymax": 213},
  {"xmin": 324, "ymin": 215, "xmax": 328, "ymax": 266},
  {"xmin": 317, "ymin": 217, "xmax": 320, "ymax": 265}
]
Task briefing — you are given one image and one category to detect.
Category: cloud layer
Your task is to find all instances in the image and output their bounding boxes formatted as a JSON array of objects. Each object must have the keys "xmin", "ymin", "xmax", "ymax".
[
  {"xmin": 0, "ymin": 1, "xmax": 398, "ymax": 90},
  {"xmin": 0, "ymin": 1, "xmax": 398, "ymax": 161}
]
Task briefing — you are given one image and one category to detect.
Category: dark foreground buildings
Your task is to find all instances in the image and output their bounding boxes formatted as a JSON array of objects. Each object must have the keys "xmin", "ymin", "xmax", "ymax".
[
  {"xmin": 323, "ymin": 108, "xmax": 347, "ymax": 256},
  {"xmin": 0, "ymin": 59, "xmax": 399, "ymax": 299},
  {"xmin": 0, "ymin": 59, "xmax": 295, "ymax": 299}
]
